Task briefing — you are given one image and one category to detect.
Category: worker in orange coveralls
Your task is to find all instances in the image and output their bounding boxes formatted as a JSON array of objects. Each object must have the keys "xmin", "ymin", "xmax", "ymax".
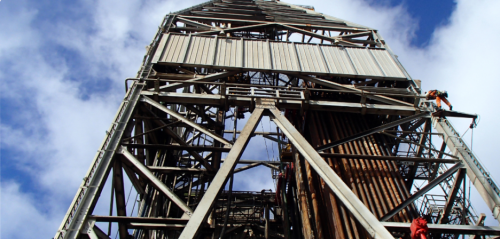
[{"xmin": 425, "ymin": 90, "xmax": 453, "ymax": 110}]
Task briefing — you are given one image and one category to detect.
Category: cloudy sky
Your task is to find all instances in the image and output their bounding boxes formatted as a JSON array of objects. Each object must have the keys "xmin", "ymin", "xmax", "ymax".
[{"xmin": 1, "ymin": 0, "xmax": 500, "ymax": 238}]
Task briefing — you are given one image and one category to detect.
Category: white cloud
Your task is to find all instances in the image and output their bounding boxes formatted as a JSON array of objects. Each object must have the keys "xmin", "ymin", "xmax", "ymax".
[
  {"xmin": 2, "ymin": 0, "xmax": 500, "ymax": 237},
  {"xmin": 0, "ymin": 0, "xmax": 206, "ymax": 237},
  {"xmin": 0, "ymin": 182, "xmax": 61, "ymax": 239}
]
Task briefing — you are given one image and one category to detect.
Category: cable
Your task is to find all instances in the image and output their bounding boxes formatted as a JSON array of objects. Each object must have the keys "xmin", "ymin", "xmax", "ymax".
[
  {"xmin": 471, "ymin": 126, "xmax": 474, "ymax": 150},
  {"xmin": 114, "ymin": 185, "xmax": 134, "ymax": 239},
  {"xmin": 270, "ymin": 121, "xmax": 276, "ymax": 161},
  {"xmin": 261, "ymin": 121, "xmax": 276, "ymax": 187},
  {"xmin": 261, "ymin": 121, "xmax": 272, "ymax": 162},
  {"xmin": 461, "ymin": 127, "xmax": 470, "ymax": 138},
  {"xmin": 130, "ymin": 193, "xmax": 139, "ymax": 216}
]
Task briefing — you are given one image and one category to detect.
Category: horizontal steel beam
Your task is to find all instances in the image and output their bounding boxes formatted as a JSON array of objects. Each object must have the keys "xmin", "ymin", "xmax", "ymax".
[
  {"xmin": 148, "ymin": 166, "xmax": 207, "ymax": 173},
  {"xmin": 128, "ymin": 223, "xmax": 186, "ymax": 229},
  {"xmin": 123, "ymin": 143, "xmax": 230, "ymax": 152},
  {"xmin": 141, "ymin": 91, "xmax": 419, "ymax": 116},
  {"xmin": 89, "ymin": 215, "xmax": 189, "ymax": 224},
  {"xmin": 382, "ymin": 222, "xmax": 500, "ymax": 235},
  {"xmin": 223, "ymin": 159, "xmax": 280, "ymax": 165},
  {"xmin": 431, "ymin": 110, "xmax": 478, "ymax": 119},
  {"xmin": 471, "ymin": 213, "xmax": 487, "ymax": 239},
  {"xmin": 299, "ymin": 152, "xmax": 459, "ymax": 163}
]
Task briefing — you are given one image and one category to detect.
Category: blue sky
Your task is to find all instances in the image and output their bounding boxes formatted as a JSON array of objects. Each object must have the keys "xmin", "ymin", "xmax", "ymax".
[
  {"xmin": 1, "ymin": 0, "xmax": 500, "ymax": 238},
  {"xmin": 379, "ymin": 0, "xmax": 456, "ymax": 47}
]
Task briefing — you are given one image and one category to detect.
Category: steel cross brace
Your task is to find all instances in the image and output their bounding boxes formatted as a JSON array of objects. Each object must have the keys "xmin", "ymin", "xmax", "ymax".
[
  {"xmin": 178, "ymin": 104, "xmax": 395, "ymax": 239},
  {"xmin": 380, "ymin": 163, "xmax": 464, "ymax": 222},
  {"xmin": 141, "ymin": 95, "xmax": 232, "ymax": 147},
  {"xmin": 179, "ymin": 107, "xmax": 265, "ymax": 239},
  {"xmin": 118, "ymin": 146, "xmax": 193, "ymax": 217}
]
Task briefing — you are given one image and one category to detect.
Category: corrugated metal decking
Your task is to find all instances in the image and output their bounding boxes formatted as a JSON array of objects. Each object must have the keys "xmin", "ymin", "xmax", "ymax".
[{"xmin": 152, "ymin": 33, "xmax": 407, "ymax": 80}]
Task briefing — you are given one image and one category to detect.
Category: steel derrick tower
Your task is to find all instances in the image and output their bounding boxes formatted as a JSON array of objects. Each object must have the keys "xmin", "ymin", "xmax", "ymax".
[{"xmin": 55, "ymin": 0, "xmax": 500, "ymax": 238}]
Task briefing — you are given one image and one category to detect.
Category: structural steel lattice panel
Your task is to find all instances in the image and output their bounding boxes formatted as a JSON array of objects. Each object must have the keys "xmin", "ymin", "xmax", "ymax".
[{"xmin": 55, "ymin": 0, "xmax": 500, "ymax": 239}]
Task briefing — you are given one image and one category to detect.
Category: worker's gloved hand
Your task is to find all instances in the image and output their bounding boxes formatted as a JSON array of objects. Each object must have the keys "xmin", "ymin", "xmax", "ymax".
[{"xmin": 450, "ymin": 106, "xmax": 453, "ymax": 110}]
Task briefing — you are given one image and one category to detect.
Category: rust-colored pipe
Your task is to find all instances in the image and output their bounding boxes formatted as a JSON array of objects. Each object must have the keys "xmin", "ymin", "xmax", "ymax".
[
  {"xmin": 313, "ymin": 112, "xmax": 346, "ymax": 239},
  {"xmin": 293, "ymin": 150, "xmax": 314, "ymax": 239}
]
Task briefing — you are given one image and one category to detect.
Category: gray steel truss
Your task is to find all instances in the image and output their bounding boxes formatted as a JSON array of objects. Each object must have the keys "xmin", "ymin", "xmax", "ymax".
[{"xmin": 55, "ymin": 0, "xmax": 500, "ymax": 238}]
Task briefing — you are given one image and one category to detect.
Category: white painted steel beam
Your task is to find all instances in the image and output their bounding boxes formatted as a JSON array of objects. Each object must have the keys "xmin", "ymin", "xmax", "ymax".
[
  {"xmin": 141, "ymin": 91, "xmax": 420, "ymax": 116},
  {"xmin": 118, "ymin": 146, "xmax": 193, "ymax": 217},
  {"xmin": 179, "ymin": 107, "xmax": 265, "ymax": 239},
  {"xmin": 147, "ymin": 166, "xmax": 207, "ymax": 173},
  {"xmin": 269, "ymin": 107, "xmax": 394, "ymax": 239},
  {"xmin": 432, "ymin": 115, "xmax": 500, "ymax": 224}
]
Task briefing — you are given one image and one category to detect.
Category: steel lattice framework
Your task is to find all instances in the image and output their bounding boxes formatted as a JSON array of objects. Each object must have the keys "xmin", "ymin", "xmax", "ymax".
[{"xmin": 55, "ymin": 0, "xmax": 500, "ymax": 238}]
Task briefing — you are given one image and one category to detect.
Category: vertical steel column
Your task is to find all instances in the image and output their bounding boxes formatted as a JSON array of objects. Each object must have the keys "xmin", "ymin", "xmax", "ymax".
[
  {"xmin": 265, "ymin": 203, "xmax": 269, "ymax": 239},
  {"xmin": 179, "ymin": 107, "xmax": 265, "ymax": 239},
  {"xmin": 270, "ymin": 107, "xmax": 395, "ymax": 239}
]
